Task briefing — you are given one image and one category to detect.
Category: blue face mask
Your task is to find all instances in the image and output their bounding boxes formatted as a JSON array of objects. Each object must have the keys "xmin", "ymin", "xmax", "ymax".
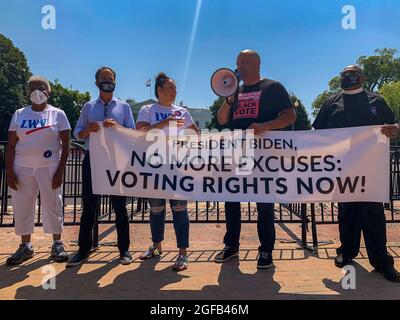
[{"xmin": 98, "ymin": 80, "xmax": 116, "ymax": 93}]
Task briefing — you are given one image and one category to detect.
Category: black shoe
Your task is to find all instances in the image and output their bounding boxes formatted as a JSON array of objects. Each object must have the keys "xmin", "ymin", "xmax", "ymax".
[
  {"xmin": 66, "ymin": 251, "xmax": 89, "ymax": 267},
  {"xmin": 6, "ymin": 244, "xmax": 34, "ymax": 266},
  {"xmin": 51, "ymin": 241, "xmax": 69, "ymax": 263},
  {"xmin": 257, "ymin": 251, "xmax": 274, "ymax": 269},
  {"xmin": 120, "ymin": 251, "xmax": 132, "ymax": 265},
  {"xmin": 376, "ymin": 265, "xmax": 400, "ymax": 282},
  {"xmin": 214, "ymin": 246, "xmax": 239, "ymax": 263},
  {"xmin": 334, "ymin": 253, "xmax": 353, "ymax": 268}
]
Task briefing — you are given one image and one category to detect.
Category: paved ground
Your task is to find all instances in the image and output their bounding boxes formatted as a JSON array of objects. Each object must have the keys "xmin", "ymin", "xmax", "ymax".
[{"xmin": 0, "ymin": 222, "xmax": 399, "ymax": 300}]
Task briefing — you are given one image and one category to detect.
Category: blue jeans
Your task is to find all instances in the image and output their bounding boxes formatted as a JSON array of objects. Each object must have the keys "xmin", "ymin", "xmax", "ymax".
[{"xmin": 148, "ymin": 198, "xmax": 189, "ymax": 249}]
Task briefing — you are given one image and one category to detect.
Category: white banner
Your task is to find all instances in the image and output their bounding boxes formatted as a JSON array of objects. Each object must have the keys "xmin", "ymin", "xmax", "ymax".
[{"xmin": 89, "ymin": 125, "xmax": 390, "ymax": 203}]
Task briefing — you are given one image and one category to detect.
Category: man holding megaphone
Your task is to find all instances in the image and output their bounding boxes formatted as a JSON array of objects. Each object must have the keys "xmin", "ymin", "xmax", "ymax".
[{"xmin": 213, "ymin": 49, "xmax": 296, "ymax": 269}]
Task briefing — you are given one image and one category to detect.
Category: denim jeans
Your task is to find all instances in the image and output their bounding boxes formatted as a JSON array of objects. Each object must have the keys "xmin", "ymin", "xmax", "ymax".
[{"xmin": 148, "ymin": 198, "xmax": 189, "ymax": 249}]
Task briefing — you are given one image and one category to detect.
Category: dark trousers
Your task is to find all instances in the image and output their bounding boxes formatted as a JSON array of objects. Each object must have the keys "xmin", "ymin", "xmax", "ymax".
[
  {"xmin": 337, "ymin": 202, "xmax": 394, "ymax": 269},
  {"xmin": 78, "ymin": 152, "xmax": 130, "ymax": 254},
  {"xmin": 223, "ymin": 202, "xmax": 275, "ymax": 253}
]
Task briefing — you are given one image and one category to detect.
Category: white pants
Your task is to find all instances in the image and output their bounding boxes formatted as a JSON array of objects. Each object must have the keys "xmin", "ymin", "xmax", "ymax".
[{"xmin": 11, "ymin": 165, "xmax": 64, "ymax": 236}]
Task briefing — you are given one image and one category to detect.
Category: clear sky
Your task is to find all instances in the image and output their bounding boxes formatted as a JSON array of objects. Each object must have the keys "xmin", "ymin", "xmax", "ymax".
[{"xmin": 1, "ymin": 0, "xmax": 399, "ymax": 117}]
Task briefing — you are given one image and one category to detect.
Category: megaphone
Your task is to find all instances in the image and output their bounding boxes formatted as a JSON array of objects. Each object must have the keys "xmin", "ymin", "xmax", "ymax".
[{"xmin": 210, "ymin": 68, "xmax": 241, "ymax": 97}]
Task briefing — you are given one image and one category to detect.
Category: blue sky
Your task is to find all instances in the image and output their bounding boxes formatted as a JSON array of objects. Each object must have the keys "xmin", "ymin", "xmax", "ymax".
[{"xmin": 1, "ymin": 0, "xmax": 400, "ymax": 117}]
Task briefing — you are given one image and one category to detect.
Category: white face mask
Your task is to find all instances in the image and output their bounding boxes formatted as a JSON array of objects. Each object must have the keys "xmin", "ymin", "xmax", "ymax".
[{"xmin": 30, "ymin": 89, "xmax": 47, "ymax": 105}]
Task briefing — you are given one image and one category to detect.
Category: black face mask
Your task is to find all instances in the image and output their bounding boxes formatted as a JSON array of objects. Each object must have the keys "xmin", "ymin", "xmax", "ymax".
[
  {"xmin": 340, "ymin": 73, "xmax": 362, "ymax": 90},
  {"xmin": 98, "ymin": 80, "xmax": 116, "ymax": 93}
]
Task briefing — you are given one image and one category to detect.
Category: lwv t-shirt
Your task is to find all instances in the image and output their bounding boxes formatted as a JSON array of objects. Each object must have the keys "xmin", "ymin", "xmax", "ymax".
[
  {"xmin": 137, "ymin": 103, "xmax": 195, "ymax": 135},
  {"xmin": 9, "ymin": 105, "xmax": 71, "ymax": 167}
]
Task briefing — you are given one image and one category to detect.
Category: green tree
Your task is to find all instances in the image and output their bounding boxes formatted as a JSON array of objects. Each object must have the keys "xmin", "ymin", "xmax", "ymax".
[
  {"xmin": 48, "ymin": 80, "xmax": 91, "ymax": 133},
  {"xmin": 126, "ymin": 97, "xmax": 136, "ymax": 105},
  {"xmin": 311, "ymin": 76, "xmax": 342, "ymax": 117},
  {"xmin": 380, "ymin": 81, "xmax": 400, "ymax": 121},
  {"xmin": 289, "ymin": 93, "xmax": 311, "ymax": 130},
  {"xmin": 358, "ymin": 48, "xmax": 400, "ymax": 92},
  {"xmin": 207, "ymin": 96, "xmax": 224, "ymax": 130},
  {"xmin": 312, "ymin": 48, "xmax": 400, "ymax": 117},
  {"xmin": 0, "ymin": 34, "xmax": 31, "ymax": 140}
]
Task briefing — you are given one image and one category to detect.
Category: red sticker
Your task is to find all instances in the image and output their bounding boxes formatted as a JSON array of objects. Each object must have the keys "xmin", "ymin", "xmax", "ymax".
[{"xmin": 233, "ymin": 91, "xmax": 261, "ymax": 120}]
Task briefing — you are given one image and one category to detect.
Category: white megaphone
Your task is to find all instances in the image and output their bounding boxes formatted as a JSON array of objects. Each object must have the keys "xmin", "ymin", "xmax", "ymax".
[{"xmin": 210, "ymin": 68, "xmax": 241, "ymax": 97}]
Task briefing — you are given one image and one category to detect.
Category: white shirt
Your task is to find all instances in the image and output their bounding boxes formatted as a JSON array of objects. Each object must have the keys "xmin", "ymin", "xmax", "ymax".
[
  {"xmin": 137, "ymin": 103, "xmax": 194, "ymax": 135},
  {"xmin": 9, "ymin": 105, "xmax": 71, "ymax": 167}
]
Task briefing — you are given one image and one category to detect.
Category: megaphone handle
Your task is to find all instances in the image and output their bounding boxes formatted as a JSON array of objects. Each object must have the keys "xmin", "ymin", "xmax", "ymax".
[{"xmin": 232, "ymin": 89, "xmax": 240, "ymax": 113}]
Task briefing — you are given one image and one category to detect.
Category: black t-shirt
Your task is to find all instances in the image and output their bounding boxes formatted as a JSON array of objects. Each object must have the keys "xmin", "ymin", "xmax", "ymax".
[
  {"xmin": 312, "ymin": 90, "xmax": 395, "ymax": 129},
  {"xmin": 228, "ymin": 78, "xmax": 293, "ymax": 130}
]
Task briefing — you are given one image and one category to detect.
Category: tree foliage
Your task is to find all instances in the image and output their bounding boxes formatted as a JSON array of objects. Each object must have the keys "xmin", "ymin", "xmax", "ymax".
[
  {"xmin": 380, "ymin": 81, "xmax": 400, "ymax": 121},
  {"xmin": 47, "ymin": 80, "xmax": 91, "ymax": 133},
  {"xmin": 289, "ymin": 93, "xmax": 311, "ymax": 130},
  {"xmin": 0, "ymin": 34, "xmax": 31, "ymax": 140}
]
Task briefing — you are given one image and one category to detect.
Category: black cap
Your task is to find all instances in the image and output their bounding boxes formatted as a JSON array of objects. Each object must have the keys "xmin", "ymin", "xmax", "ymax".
[{"xmin": 341, "ymin": 64, "xmax": 364, "ymax": 75}]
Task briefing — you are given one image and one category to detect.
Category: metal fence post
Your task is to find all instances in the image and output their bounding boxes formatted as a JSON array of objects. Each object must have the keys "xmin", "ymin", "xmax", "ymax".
[
  {"xmin": 92, "ymin": 205, "xmax": 99, "ymax": 249},
  {"xmin": 310, "ymin": 203, "xmax": 318, "ymax": 251},
  {"xmin": 300, "ymin": 203, "xmax": 308, "ymax": 248}
]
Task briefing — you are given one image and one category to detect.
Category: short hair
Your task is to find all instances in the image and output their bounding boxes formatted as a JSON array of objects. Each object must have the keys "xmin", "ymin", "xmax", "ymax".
[
  {"xmin": 28, "ymin": 75, "xmax": 51, "ymax": 93},
  {"xmin": 95, "ymin": 66, "xmax": 116, "ymax": 82},
  {"xmin": 154, "ymin": 72, "xmax": 174, "ymax": 99}
]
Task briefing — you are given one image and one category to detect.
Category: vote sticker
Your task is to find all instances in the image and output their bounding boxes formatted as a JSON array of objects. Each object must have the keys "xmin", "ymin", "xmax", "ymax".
[{"xmin": 43, "ymin": 150, "xmax": 52, "ymax": 158}]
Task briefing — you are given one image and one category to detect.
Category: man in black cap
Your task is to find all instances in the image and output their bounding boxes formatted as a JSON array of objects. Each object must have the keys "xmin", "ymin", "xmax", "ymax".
[{"xmin": 313, "ymin": 64, "xmax": 400, "ymax": 282}]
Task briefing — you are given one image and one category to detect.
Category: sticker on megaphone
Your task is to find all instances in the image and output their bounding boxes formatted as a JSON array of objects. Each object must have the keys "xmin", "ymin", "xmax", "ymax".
[{"xmin": 211, "ymin": 68, "xmax": 241, "ymax": 97}]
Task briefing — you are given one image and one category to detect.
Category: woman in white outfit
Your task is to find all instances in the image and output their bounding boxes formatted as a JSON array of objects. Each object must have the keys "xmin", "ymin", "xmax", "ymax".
[{"xmin": 5, "ymin": 75, "xmax": 71, "ymax": 265}]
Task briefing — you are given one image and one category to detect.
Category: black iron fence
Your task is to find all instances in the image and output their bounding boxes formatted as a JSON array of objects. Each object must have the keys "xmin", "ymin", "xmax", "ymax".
[{"xmin": 1, "ymin": 141, "xmax": 399, "ymax": 250}]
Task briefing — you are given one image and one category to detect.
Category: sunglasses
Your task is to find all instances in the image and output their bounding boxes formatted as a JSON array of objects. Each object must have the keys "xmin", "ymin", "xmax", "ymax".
[{"xmin": 340, "ymin": 70, "xmax": 363, "ymax": 77}]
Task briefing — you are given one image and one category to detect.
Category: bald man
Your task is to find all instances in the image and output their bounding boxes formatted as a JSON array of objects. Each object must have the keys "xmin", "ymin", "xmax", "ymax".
[
  {"xmin": 313, "ymin": 65, "xmax": 400, "ymax": 282},
  {"xmin": 215, "ymin": 50, "xmax": 296, "ymax": 269}
]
